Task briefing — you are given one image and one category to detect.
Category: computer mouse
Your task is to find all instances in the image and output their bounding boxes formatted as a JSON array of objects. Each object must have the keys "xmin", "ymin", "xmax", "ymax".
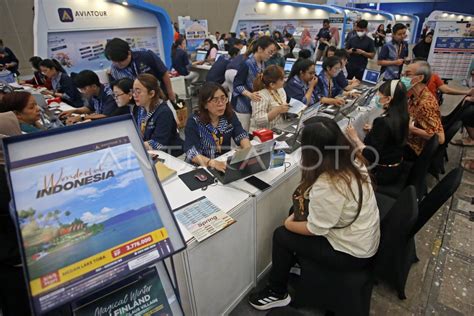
[{"xmin": 194, "ymin": 173, "xmax": 208, "ymax": 182}]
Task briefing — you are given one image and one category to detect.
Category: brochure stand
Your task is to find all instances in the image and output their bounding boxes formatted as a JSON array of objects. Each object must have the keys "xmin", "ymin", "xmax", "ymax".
[{"xmin": 3, "ymin": 115, "xmax": 186, "ymax": 315}]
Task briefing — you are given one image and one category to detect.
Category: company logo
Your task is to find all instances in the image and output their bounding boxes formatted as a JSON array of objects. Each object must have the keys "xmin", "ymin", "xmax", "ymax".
[{"xmin": 58, "ymin": 8, "xmax": 74, "ymax": 22}]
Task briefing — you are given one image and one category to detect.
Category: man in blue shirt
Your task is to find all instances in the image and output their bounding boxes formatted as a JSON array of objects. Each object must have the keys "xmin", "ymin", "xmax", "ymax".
[
  {"xmin": 207, "ymin": 47, "xmax": 240, "ymax": 84},
  {"xmin": 315, "ymin": 19, "xmax": 331, "ymax": 61},
  {"xmin": 59, "ymin": 70, "xmax": 119, "ymax": 122},
  {"xmin": 377, "ymin": 23, "xmax": 409, "ymax": 80},
  {"xmin": 345, "ymin": 19, "xmax": 376, "ymax": 80},
  {"xmin": 105, "ymin": 38, "xmax": 176, "ymax": 102}
]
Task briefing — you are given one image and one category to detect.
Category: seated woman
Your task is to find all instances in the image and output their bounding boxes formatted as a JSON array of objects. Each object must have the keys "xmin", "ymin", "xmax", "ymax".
[
  {"xmin": 184, "ymin": 82, "xmax": 251, "ymax": 172},
  {"xmin": 39, "ymin": 59, "xmax": 83, "ymax": 107},
  {"xmin": 203, "ymin": 39, "xmax": 219, "ymax": 63},
  {"xmin": 324, "ymin": 45, "xmax": 337, "ymax": 59},
  {"xmin": 346, "ymin": 80, "xmax": 409, "ymax": 185},
  {"xmin": 250, "ymin": 65, "xmax": 289, "ymax": 132},
  {"xmin": 334, "ymin": 49, "xmax": 360, "ymax": 91},
  {"xmin": 132, "ymin": 74, "xmax": 183, "ymax": 156},
  {"xmin": 316, "ymin": 56, "xmax": 358, "ymax": 106},
  {"xmin": 284, "ymin": 59, "xmax": 319, "ymax": 106},
  {"xmin": 248, "ymin": 117, "xmax": 380, "ymax": 311},
  {"xmin": 172, "ymin": 37, "xmax": 200, "ymax": 84},
  {"xmin": 20, "ymin": 56, "xmax": 52, "ymax": 89},
  {"xmin": 0, "ymin": 91, "xmax": 42, "ymax": 133},
  {"xmin": 111, "ymin": 78, "xmax": 135, "ymax": 114}
]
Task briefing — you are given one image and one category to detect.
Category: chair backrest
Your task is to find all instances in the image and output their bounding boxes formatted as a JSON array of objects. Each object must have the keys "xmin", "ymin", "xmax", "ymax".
[
  {"xmin": 170, "ymin": 76, "xmax": 188, "ymax": 99},
  {"xmin": 442, "ymin": 98, "xmax": 471, "ymax": 127},
  {"xmin": 375, "ymin": 186, "xmax": 418, "ymax": 272},
  {"xmin": 408, "ymin": 134, "xmax": 439, "ymax": 200},
  {"xmin": 412, "ymin": 167, "xmax": 463, "ymax": 235},
  {"xmin": 225, "ymin": 69, "xmax": 237, "ymax": 101}
]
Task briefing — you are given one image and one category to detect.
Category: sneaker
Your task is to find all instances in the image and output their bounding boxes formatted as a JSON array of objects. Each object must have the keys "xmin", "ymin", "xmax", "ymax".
[{"xmin": 248, "ymin": 287, "xmax": 291, "ymax": 311}]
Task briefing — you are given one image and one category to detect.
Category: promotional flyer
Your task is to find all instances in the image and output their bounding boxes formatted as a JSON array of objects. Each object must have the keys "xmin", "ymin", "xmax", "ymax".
[{"xmin": 9, "ymin": 136, "xmax": 175, "ymax": 313}]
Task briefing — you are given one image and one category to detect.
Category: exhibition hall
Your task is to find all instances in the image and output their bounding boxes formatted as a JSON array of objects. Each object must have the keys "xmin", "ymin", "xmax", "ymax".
[{"xmin": 0, "ymin": 0, "xmax": 473, "ymax": 315}]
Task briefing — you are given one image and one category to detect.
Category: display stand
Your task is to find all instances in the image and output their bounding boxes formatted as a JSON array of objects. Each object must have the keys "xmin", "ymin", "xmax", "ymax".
[
  {"xmin": 231, "ymin": 0, "xmax": 345, "ymax": 49},
  {"xmin": 33, "ymin": 0, "xmax": 174, "ymax": 73},
  {"xmin": 3, "ymin": 116, "xmax": 186, "ymax": 315},
  {"xmin": 426, "ymin": 11, "xmax": 474, "ymax": 80}
]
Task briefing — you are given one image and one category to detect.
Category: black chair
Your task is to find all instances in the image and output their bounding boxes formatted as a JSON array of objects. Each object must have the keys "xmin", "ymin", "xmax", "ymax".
[
  {"xmin": 294, "ymin": 257, "xmax": 374, "ymax": 315},
  {"xmin": 412, "ymin": 167, "xmax": 463, "ymax": 235},
  {"xmin": 429, "ymin": 120, "xmax": 462, "ymax": 179},
  {"xmin": 374, "ymin": 186, "xmax": 418, "ymax": 300},
  {"xmin": 377, "ymin": 135, "xmax": 439, "ymax": 201}
]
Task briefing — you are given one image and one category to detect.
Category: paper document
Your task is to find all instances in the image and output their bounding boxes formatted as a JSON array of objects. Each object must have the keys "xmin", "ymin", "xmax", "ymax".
[
  {"xmin": 288, "ymin": 98, "xmax": 307, "ymax": 115},
  {"xmin": 173, "ymin": 197, "xmax": 236, "ymax": 242}
]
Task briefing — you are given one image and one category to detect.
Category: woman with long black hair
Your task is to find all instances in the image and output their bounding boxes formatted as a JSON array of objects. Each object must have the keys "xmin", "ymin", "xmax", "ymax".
[
  {"xmin": 284, "ymin": 58, "xmax": 319, "ymax": 106},
  {"xmin": 346, "ymin": 80, "xmax": 409, "ymax": 185},
  {"xmin": 248, "ymin": 117, "xmax": 380, "ymax": 311}
]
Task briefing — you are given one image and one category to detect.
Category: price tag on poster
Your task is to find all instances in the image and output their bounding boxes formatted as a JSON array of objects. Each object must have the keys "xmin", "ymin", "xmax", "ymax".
[
  {"xmin": 184, "ymin": 19, "xmax": 208, "ymax": 51},
  {"xmin": 428, "ymin": 21, "xmax": 474, "ymax": 79},
  {"xmin": 3, "ymin": 116, "xmax": 186, "ymax": 315}
]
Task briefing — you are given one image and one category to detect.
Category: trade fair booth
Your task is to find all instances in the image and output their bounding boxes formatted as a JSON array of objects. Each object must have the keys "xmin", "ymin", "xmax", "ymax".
[
  {"xmin": 425, "ymin": 11, "xmax": 474, "ymax": 80},
  {"xmin": 33, "ymin": 0, "xmax": 174, "ymax": 74}
]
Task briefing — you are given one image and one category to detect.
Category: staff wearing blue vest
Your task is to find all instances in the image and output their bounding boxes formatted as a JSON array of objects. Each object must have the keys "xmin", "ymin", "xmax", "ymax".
[
  {"xmin": 132, "ymin": 74, "xmax": 183, "ymax": 157},
  {"xmin": 59, "ymin": 70, "xmax": 120, "ymax": 124},
  {"xmin": 184, "ymin": 82, "xmax": 250, "ymax": 172},
  {"xmin": 207, "ymin": 47, "xmax": 240, "ymax": 85},
  {"xmin": 316, "ymin": 57, "xmax": 358, "ymax": 106},
  {"xmin": 284, "ymin": 59, "xmax": 319, "ymax": 106},
  {"xmin": 171, "ymin": 37, "xmax": 200, "ymax": 84},
  {"xmin": 105, "ymin": 38, "xmax": 176, "ymax": 102},
  {"xmin": 377, "ymin": 23, "xmax": 409, "ymax": 80},
  {"xmin": 232, "ymin": 36, "xmax": 278, "ymax": 130},
  {"xmin": 39, "ymin": 59, "xmax": 83, "ymax": 107}
]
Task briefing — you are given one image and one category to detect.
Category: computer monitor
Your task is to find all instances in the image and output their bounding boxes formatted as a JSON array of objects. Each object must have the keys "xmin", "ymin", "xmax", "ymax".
[
  {"xmin": 315, "ymin": 61, "xmax": 323, "ymax": 76},
  {"xmin": 215, "ymin": 50, "xmax": 228, "ymax": 61},
  {"xmin": 362, "ymin": 69, "xmax": 381, "ymax": 85},
  {"xmin": 284, "ymin": 58, "xmax": 296, "ymax": 73},
  {"xmin": 195, "ymin": 50, "xmax": 207, "ymax": 62}
]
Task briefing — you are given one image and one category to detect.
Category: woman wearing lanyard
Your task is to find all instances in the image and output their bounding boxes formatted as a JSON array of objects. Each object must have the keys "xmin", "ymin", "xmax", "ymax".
[
  {"xmin": 132, "ymin": 74, "xmax": 183, "ymax": 157},
  {"xmin": 316, "ymin": 56, "xmax": 357, "ymax": 106},
  {"xmin": 284, "ymin": 59, "xmax": 319, "ymax": 107},
  {"xmin": 232, "ymin": 36, "xmax": 278, "ymax": 130},
  {"xmin": 38, "ymin": 59, "xmax": 83, "ymax": 107},
  {"xmin": 346, "ymin": 80, "xmax": 409, "ymax": 185},
  {"xmin": 250, "ymin": 65, "xmax": 289, "ymax": 132},
  {"xmin": 184, "ymin": 82, "xmax": 251, "ymax": 172}
]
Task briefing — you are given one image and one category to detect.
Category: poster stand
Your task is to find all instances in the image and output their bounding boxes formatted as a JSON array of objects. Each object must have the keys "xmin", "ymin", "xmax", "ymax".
[
  {"xmin": 3, "ymin": 115, "xmax": 186, "ymax": 315},
  {"xmin": 426, "ymin": 11, "xmax": 474, "ymax": 80}
]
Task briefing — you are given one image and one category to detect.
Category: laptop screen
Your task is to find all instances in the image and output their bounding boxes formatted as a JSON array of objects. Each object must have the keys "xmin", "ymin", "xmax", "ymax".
[
  {"xmin": 284, "ymin": 58, "xmax": 296, "ymax": 72},
  {"xmin": 196, "ymin": 50, "xmax": 207, "ymax": 62},
  {"xmin": 315, "ymin": 61, "xmax": 323, "ymax": 76},
  {"xmin": 215, "ymin": 51, "xmax": 228, "ymax": 61},
  {"xmin": 362, "ymin": 69, "xmax": 380, "ymax": 85}
]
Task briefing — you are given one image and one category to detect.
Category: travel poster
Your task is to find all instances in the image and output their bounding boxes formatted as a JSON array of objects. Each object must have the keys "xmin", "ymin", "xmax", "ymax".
[
  {"xmin": 8, "ymin": 136, "xmax": 174, "ymax": 314},
  {"xmin": 74, "ymin": 268, "xmax": 174, "ymax": 316}
]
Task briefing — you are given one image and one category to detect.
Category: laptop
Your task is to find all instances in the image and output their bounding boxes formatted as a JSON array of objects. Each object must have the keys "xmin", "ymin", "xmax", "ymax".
[
  {"xmin": 215, "ymin": 50, "xmax": 228, "ymax": 61},
  {"xmin": 362, "ymin": 69, "xmax": 381, "ymax": 85},
  {"xmin": 276, "ymin": 103, "xmax": 321, "ymax": 153},
  {"xmin": 284, "ymin": 58, "xmax": 297, "ymax": 74},
  {"xmin": 208, "ymin": 140, "xmax": 275, "ymax": 184},
  {"xmin": 315, "ymin": 61, "xmax": 323, "ymax": 76},
  {"xmin": 195, "ymin": 50, "xmax": 207, "ymax": 62}
]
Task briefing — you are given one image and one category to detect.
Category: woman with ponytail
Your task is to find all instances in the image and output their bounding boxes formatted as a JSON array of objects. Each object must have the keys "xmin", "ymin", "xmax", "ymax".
[
  {"xmin": 171, "ymin": 37, "xmax": 200, "ymax": 84},
  {"xmin": 346, "ymin": 80, "xmax": 409, "ymax": 185},
  {"xmin": 250, "ymin": 65, "xmax": 288, "ymax": 132}
]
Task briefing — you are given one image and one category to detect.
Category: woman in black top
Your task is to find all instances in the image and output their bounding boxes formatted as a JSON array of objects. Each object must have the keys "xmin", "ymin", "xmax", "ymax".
[
  {"xmin": 373, "ymin": 24, "xmax": 386, "ymax": 56},
  {"xmin": 346, "ymin": 80, "xmax": 409, "ymax": 185},
  {"xmin": 412, "ymin": 31, "xmax": 434, "ymax": 60}
]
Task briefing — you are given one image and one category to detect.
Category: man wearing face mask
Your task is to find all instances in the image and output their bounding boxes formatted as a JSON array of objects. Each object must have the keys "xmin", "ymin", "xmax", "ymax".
[
  {"xmin": 378, "ymin": 23, "xmax": 409, "ymax": 80},
  {"xmin": 401, "ymin": 61, "xmax": 445, "ymax": 161},
  {"xmin": 345, "ymin": 20, "xmax": 376, "ymax": 81}
]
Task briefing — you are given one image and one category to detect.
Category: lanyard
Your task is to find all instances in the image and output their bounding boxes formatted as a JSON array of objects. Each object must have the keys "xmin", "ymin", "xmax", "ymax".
[
  {"xmin": 212, "ymin": 131, "xmax": 223, "ymax": 153},
  {"xmin": 328, "ymin": 78, "xmax": 332, "ymax": 98},
  {"xmin": 269, "ymin": 89, "xmax": 284, "ymax": 105},
  {"xmin": 396, "ymin": 42, "xmax": 404, "ymax": 58}
]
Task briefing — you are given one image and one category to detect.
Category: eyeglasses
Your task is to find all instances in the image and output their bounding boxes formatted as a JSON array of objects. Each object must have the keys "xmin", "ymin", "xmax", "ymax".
[
  {"xmin": 307, "ymin": 71, "xmax": 316, "ymax": 75},
  {"xmin": 132, "ymin": 88, "xmax": 144, "ymax": 95},
  {"xmin": 114, "ymin": 93, "xmax": 126, "ymax": 99},
  {"xmin": 209, "ymin": 96, "xmax": 228, "ymax": 104}
]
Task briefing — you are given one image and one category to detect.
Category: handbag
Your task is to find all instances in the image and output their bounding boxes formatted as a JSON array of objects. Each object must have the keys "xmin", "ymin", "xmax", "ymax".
[
  {"xmin": 291, "ymin": 179, "xmax": 363, "ymax": 228},
  {"xmin": 169, "ymin": 97, "xmax": 188, "ymax": 129}
]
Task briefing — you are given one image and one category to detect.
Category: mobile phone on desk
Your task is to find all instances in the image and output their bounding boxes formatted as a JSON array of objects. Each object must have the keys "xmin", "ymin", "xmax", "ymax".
[{"xmin": 245, "ymin": 176, "xmax": 271, "ymax": 191}]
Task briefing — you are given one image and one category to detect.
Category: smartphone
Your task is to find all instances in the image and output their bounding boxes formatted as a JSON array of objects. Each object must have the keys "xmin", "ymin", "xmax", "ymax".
[{"xmin": 245, "ymin": 176, "xmax": 271, "ymax": 191}]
